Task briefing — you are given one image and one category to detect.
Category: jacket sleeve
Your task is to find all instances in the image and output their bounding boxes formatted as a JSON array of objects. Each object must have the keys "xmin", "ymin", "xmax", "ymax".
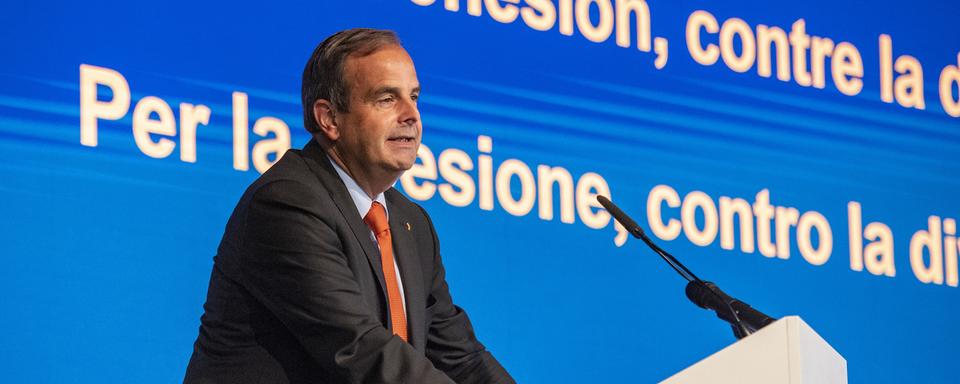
[
  {"xmin": 418, "ymin": 205, "xmax": 516, "ymax": 384},
  {"xmin": 237, "ymin": 179, "xmax": 455, "ymax": 383}
]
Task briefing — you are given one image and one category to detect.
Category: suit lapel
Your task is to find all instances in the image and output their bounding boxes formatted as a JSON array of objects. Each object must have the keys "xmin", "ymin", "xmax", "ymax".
[
  {"xmin": 386, "ymin": 190, "xmax": 427, "ymax": 351},
  {"xmin": 298, "ymin": 140, "xmax": 388, "ymax": 307}
]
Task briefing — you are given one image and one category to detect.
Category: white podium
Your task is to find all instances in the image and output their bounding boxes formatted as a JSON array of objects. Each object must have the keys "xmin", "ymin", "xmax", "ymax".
[{"xmin": 661, "ymin": 316, "xmax": 847, "ymax": 384}]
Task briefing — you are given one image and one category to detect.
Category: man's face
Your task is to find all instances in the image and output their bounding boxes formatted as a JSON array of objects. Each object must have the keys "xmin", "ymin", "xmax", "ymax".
[{"xmin": 333, "ymin": 45, "xmax": 421, "ymax": 182}]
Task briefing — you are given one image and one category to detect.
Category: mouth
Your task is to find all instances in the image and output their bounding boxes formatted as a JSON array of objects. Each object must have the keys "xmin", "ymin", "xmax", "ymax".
[{"xmin": 387, "ymin": 135, "xmax": 417, "ymax": 144}]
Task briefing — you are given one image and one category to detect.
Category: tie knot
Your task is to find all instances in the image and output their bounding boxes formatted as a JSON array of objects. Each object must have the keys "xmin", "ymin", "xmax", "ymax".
[{"xmin": 364, "ymin": 201, "xmax": 389, "ymax": 234}]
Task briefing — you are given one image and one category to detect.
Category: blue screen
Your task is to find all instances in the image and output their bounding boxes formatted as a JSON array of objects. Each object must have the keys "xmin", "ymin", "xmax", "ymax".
[{"xmin": 2, "ymin": 1, "xmax": 958, "ymax": 382}]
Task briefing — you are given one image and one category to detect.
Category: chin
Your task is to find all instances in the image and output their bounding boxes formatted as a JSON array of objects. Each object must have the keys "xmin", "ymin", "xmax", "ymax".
[
  {"xmin": 381, "ymin": 156, "xmax": 416, "ymax": 173},
  {"xmin": 396, "ymin": 158, "xmax": 417, "ymax": 171},
  {"xmin": 393, "ymin": 151, "xmax": 419, "ymax": 170}
]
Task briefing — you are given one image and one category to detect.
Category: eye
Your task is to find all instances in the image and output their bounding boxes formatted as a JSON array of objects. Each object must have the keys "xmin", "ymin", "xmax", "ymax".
[
  {"xmin": 411, "ymin": 93, "xmax": 419, "ymax": 102},
  {"xmin": 377, "ymin": 95, "xmax": 396, "ymax": 105}
]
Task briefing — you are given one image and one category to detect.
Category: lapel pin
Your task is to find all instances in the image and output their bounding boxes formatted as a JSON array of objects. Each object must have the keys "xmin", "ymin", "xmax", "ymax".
[{"xmin": 405, "ymin": 222, "xmax": 412, "ymax": 231}]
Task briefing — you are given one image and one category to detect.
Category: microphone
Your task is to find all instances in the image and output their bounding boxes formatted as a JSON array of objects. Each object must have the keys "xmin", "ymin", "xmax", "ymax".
[
  {"xmin": 598, "ymin": 194, "xmax": 643, "ymax": 237},
  {"xmin": 685, "ymin": 281, "xmax": 775, "ymax": 336},
  {"xmin": 597, "ymin": 195, "xmax": 776, "ymax": 339}
]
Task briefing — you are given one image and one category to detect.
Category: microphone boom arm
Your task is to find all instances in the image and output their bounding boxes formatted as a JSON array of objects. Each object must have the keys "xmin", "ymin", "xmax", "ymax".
[{"xmin": 597, "ymin": 195, "xmax": 775, "ymax": 339}]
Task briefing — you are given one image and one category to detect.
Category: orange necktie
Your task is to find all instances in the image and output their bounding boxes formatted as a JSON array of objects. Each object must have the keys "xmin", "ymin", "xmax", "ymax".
[{"xmin": 363, "ymin": 201, "xmax": 408, "ymax": 342}]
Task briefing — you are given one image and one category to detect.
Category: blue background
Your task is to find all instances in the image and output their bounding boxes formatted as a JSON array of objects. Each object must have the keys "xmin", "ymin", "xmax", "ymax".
[{"xmin": 1, "ymin": 0, "xmax": 958, "ymax": 382}]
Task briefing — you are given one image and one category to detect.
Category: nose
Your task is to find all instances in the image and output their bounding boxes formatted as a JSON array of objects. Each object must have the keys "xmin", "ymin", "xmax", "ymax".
[{"xmin": 397, "ymin": 96, "xmax": 419, "ymax": 127}]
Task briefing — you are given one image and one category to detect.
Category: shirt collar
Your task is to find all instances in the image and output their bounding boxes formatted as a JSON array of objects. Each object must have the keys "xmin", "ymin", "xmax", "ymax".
[{"xmin": 327, "ymin": 155, "xmax": 388, "ymax": 220}]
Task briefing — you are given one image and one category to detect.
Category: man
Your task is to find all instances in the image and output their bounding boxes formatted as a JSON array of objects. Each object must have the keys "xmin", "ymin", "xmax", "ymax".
[{"xmin": 184, "ymin": 29, "xmax": 514, "ymax": 383}]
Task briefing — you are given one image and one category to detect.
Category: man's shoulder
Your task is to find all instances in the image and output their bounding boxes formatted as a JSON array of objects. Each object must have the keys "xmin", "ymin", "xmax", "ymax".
[
  {"xmin": 254, "ymin": 148, "xmax": 311, "ymax": 184},
  {"xmin": 239, "ymin": 148, "xmax": 331, "ymax": 206}
]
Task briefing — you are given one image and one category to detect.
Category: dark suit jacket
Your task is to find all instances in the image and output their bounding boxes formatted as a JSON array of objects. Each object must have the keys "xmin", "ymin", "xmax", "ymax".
[{"xmin": 184, "ymin": 140, "xmax": 513, "ymax": 384}]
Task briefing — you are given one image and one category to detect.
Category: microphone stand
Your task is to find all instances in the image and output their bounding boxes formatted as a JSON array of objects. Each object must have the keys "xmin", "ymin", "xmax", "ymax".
[{"xmin": 597, "ymin": 195, "xmax": 775, "ymax": 339}]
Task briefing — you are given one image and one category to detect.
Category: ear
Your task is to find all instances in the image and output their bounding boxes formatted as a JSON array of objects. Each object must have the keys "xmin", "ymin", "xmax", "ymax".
[{"xmin": 313, "ymin": 99, "xmax": 340, "ymax": 142}]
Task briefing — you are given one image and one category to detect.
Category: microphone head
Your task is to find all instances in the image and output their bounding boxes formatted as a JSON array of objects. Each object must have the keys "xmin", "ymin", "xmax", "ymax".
[
  {"xmin": 596, "ymin": 195, "xmax": 611, "ymax": 206},
  {"xmin": 596, "ymin": 195, "xmax": 642, "ymax": 237}
]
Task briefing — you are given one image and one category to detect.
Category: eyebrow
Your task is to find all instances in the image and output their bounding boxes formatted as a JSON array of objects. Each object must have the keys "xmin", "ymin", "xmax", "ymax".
[{"xmin": 369, "ymin": 85, "xmax": 422, "ymax": 98}]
